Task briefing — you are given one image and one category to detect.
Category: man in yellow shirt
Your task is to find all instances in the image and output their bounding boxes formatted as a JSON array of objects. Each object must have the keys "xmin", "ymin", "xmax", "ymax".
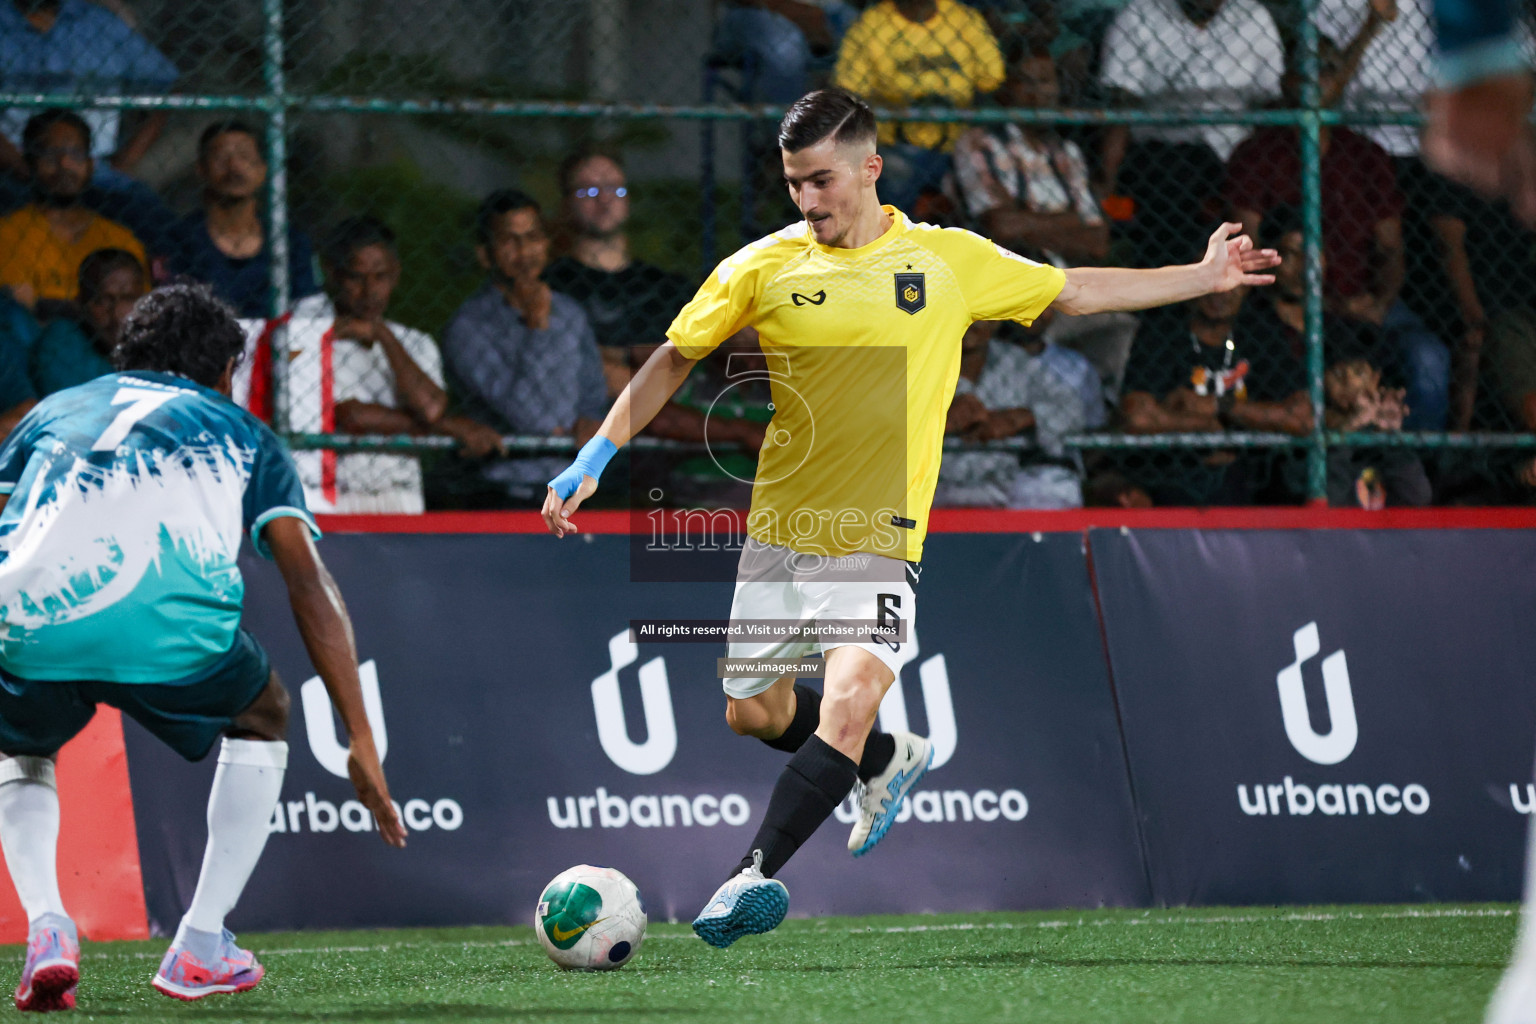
[
  {"xmin": 0, "ymin": 110, "xmax": 145, "ymax": 309},
  {"xmin": 543, "ymin": 88, "xmax": 1279, "ymax": 948},
  {"xmin": 834, "ymin": 0, "xmax": 1004, "ymax": 212}
]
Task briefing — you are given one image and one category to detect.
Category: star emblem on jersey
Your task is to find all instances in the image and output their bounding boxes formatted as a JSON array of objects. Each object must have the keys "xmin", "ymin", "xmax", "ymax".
[
  {"xmin": 791, "ymin": 290, "xmax": 826, "ymax": 306},
  {"xmin": 894, "ymin": 273, "xmax": 925, "ymax": 314}
]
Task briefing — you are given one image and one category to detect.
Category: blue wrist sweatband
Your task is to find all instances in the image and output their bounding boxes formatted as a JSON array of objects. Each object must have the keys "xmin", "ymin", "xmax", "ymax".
[{"xmin": 549, "ymin": 436, "xmax": 618, "ymax": 499}]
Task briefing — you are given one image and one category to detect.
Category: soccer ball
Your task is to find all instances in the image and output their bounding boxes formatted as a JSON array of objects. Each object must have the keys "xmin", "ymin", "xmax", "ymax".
[{"xmin": 535, "ymin": 865, "xmax": 647, "ymax": 971}]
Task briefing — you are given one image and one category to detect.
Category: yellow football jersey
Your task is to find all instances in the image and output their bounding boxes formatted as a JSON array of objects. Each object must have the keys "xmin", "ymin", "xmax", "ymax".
[{"xmin": 667, "ymin": 208, "xmax": 1065, "ymax": 563}]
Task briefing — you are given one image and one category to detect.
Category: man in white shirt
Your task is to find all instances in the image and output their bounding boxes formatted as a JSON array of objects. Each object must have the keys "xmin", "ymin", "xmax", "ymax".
[
  {"xmin": 937, "ymin": 314, "xmax": 1107, "ymax": 509},
  {"xmin": 277, "ymin": 216, "xmax": 503, "ymax": 513},
  {"xmin": 1098, "ymin": 0, "xmax": 1283, "ymax": 267}
]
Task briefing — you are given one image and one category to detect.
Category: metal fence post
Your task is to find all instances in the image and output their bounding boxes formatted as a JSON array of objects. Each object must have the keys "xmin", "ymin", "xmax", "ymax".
[
  {"xmin": 263, "ymin": 0, "xmax": 291, "ymax": 436},
  {"xmin": 1297, "ymin": 0, "xmax": 1328, "ymax": 505}
]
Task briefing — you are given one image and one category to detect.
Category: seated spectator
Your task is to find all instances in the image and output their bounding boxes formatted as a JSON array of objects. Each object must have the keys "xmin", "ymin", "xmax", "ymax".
[
  {"xmin": 1233, "ymin": 204, "xmax": 1394, "ymax": 374},
  {"xmin": 1224, "ymin": 34, "xmax": 1451, "ymax": 429},
  {"xmin": 657, "ymin": 334, "xmax": 772, "ymax": 508},
  {"xmin": 444, "ymin": 190, "xmax": 609, "ymax": 505},
  {"xmin": 935, "ymin": 313, "xmax": 1105, "ymax": 508},
  {"xmin": 1119, "ymin": 286, "xmax": 1311, "ymax": 504},
  {"xmin": 546, "ymin": 151, "xmax": 695, "ymax": 397},
  {"xmin": 1236, "ymin": 206, "xmax": 1429, "ymax": 505},
  {"xmin": 713, "ymin": 0, "xmax": 859, "ymax": 103},
  {"xmin": 0, "ymin": 110, "xmax": 144, "ymax": 308},
  {"xmin": 166, "ymin": 120, "xmax": 320, "ymax": 318},
  {"xmin": 0, "ymin": 287, "xmax": 34, "ymax": 436},
  {"xmin": 834, "ymin": 0, "xmax": 1004, "ymax": 214},
  {"xmin": 968, "ymin": 0, "xmax": 1096, "ymax": 105},
  {"xmin": 1098, "ymin": 0, "xmax": 1282, "ymax": 267},
  {"xmin": 0, "ymin": 0, "xmax": 176, "ymax": 225},
  {"xmin": 1415, "ymin": 173, "xmax": 1536, "ymax": 430},
  {"xmin": 277, "ymin": 216, "xmax": 502, "ymax": 514},
  {"xmin": 1482, "ymin": 301, "xmax": 1536, "ymax": 460},
  {"xmin": 1084, "ymin": 470, "xmax": 1154, "ymax": 508},
  {"xmin": 952, "ymin": 45, "xmax": 1138, "ymax": 400},
  {"xmin": 27, "ymin": 246, "xmax": 141, "ymax": 397},
  {"xmin": 1321, "ymin": 336, "xmax": 1431, "ymax": 506}
]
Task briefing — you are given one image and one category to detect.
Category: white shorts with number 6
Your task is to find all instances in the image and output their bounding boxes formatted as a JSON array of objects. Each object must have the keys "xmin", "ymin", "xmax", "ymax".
[{"xmin": 722, "ymin": 538, "xmax": 918, "ymax": 699}]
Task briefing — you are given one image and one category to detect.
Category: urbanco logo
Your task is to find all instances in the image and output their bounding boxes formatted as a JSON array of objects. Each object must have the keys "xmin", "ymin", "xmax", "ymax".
[
  {"xmin": 1276, "ymin": 622, "xmax": 1357, "ymax": 765},
  {"xmin": 1236, "ymin": 623, "xmax": 1429, "ymax": 818},
  {"xmin": 289, "ymin": 659, "xmax": 463, "ymax": 836},
  {"xmin": 876, "ymin": 624, "xmax": 956, "ymax": 770},
  {"xmin": 588, "ymin": 626, "xmax": 956, "ymax": 775},
  {"xmin": 301, "ymin": 659, "xmax": 388, "ymax": 776},
  {"xmin": 592, "ymin": 631, "xmax": 677, "ymax": 775}
]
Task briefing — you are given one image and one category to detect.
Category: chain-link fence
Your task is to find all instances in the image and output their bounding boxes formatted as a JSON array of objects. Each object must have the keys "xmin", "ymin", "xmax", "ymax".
[{"xmin": 0, "ymin": 0, "xmax": 1531, "ymax": 512}]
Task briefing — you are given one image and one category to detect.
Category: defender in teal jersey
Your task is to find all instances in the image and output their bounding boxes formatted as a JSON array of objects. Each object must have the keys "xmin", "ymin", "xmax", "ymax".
[{"xmin": 0, "ymin": 284, "xmax": 405, "ymax": 1012}]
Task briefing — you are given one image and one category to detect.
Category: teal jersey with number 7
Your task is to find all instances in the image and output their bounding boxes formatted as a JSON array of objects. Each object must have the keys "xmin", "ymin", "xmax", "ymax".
[{"xmin": 0, "ymin": 370, "xmax": 319, "ymax": 684}]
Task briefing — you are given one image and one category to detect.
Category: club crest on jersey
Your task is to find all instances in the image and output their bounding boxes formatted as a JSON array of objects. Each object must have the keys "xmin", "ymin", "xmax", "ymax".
[{"xmin": 895, "ymin": 273, "xmax": 926, "ymax": 314}]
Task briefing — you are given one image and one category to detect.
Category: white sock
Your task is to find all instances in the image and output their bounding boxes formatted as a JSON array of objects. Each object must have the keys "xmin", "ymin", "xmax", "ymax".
[
  {"xmin": 180, "ymin": 739, "xmax": 287, "ymax": 936},
  {"xmin": 1489, "ymin": 813, "xmax": 1536, "ymax": 1023},
  {"xmin": 0, "ymin": 757, "xmax": 66, "ymax": 928}
]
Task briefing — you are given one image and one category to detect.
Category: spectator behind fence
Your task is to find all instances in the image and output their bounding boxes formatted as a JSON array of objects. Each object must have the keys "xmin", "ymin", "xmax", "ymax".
[
  {"xmin": 0, "ymin": 110, "xmax": 144, "ymax": 309},
  {"xmin": 935, "ymin": 313, "xmax": 1105, "ymax": 508},
  {"xmin": 1119, "ymin": 286, "xmax": 1311, "ymax": 504},
  {"xmin": 1224, "ymin": 34, "xmax": 1451, "ymax": 430},
  {"xmin": 276, "ymin": 216, "xmax": 503, "ymax": 515},
  {"xmin": 1233, "ymin": 204, "xmax": 1429, "ymax": 506},
  {"xmin": 0, "ymin": 287, "xmax": 34, "ymax": 437},
  {"xmin": 1322, "ymin": 334, "xmax": 1432, "ymax": 506},
  {"xmin": 27, "ymin": 246, "xmax": 140, "ymax": 397},
  {"xmin": 952, "ymin": 46, "xmax": 1138, "ymax": 400},
  {"xmin": 967, "ymin": 0, "xmax": 1096, "ymax": 105},
  {"xmin": 713, "ymin": 0, "xmax": 860, "ymax": 103},
  {"xmin": 1314, "ymin": 0, "xmax": 1497, "ymax": 433},
  {"xmin": 0, "ymin": 0, "xmax": 175, "ymax": 213},
  {"xmin": 834, "ymin": 0, "xmax": 1004, "ymax": 214},
  {"xmin": 167, "ymin": 120, "xmax": 319, "ymax": 319},
  {"xmin": 546, "ymin": 151, "xmax": 694, "ymax": 397},
  {"xmin": 444, "ymin": 189, "xmax": 608, "ymax": 506},
  {"xmin": 1098, "ymin": 0, "xmax": 1282, "ymax": 268}
]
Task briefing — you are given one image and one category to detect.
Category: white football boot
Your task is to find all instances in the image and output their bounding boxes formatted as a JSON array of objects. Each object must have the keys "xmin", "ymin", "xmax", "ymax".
[
  {"xmin": 691, "ymin": 850, "xmax": 789, "ymax": 949},
  {"xmin": 848, "ymin": 732, "xmax": 933, "ymax": 857}
]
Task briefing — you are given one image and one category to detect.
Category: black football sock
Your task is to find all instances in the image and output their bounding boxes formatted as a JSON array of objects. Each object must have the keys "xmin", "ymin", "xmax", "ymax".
[
  {"xmin": 732, "ymin": 735, "xmax": 857, "ymax": 879},
  {"xmin": 761, "ymin": 684, "xmax": 821, "ymax": 753},
  {"xmin": 857, "ymin": 731, "xmax": 896, "ymax": 783},
  {"xmin": 758, "ymin": 684, "xmax": 895, "ymax": 781}
]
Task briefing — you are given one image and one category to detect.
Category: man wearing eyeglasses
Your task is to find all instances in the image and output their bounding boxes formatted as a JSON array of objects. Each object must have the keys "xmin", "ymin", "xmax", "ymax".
[
  {"xmin": 0, "ymin": 109, "xmax": 144, "ymax": 310},
  {"xmin": 545, "ymin": 151, "xmax": 694, "ymax": 397}
]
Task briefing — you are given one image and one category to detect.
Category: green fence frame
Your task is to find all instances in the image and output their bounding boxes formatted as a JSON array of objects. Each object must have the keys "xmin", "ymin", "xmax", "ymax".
[{"xmin": 1, "ymin": 0, "xmax": 1530, "ymax": 503}]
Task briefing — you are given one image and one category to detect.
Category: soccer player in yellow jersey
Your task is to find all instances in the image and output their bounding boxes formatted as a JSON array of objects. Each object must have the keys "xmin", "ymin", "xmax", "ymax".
[{"xmin": 543, "ymin": 88, "xmax": 1279, "ymax": 948}]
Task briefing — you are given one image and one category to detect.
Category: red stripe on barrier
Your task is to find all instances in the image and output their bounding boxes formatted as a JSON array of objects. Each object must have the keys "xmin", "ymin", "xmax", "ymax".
[
  {"xmin": 315, "ymin": 506, "xmax": 1536, "ymax": 535},
  {"xmin": 0, "ymin": 709, "xmax": 149, "ymax": 943}
]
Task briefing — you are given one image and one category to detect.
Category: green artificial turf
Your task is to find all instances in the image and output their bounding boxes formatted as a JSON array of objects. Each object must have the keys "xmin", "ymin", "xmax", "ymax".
[{"xmin": 27, "ymin": 904, "xmax": 1519, "ymax": 1023}]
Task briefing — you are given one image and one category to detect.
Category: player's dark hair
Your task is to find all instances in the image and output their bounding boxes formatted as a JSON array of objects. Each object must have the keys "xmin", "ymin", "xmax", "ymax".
[
  {"xmin": 1259, "ymin": 203, "xmax": 1301, "ymax": 250},
  {"xmin": 777, "ymin": 88, "xmax": 878, "ymax": 154},
  {"xmin": 77, "ymin": 248, "xmax": 145, "ymax": 303},
  {"xmin": 113, "ymin": 283, "xmax": 246, "ymax": 390},
  {"xmin": 322, "ymin": 215, "xmax": 398, "ymax": 270},
  {"xmin": 22, "ymin": 109, "xmax": 90, "ymax": 163},
  {"xmin": 198, "ymin": 119, "xmax": 264, "ymax": 164},
  {"xmin": 476, "ymin": 188, "xmax": 541, "ymax": 246},
  {"xmin": 558, "ymin": 148, "xmax": 625, "ymax": 197}
]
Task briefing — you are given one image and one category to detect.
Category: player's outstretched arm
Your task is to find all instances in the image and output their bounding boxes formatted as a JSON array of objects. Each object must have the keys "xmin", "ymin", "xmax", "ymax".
[
  {"xmin": 542, "ymin": 340, "xmax": 700, "ymax": 538},
  {"xmin": 265, "ymin": 516, "xmax": 408, "ymax": 848},
  {"xmin": 1051, "ymin": 222, "xmax": 1280, "ymax": 316}
]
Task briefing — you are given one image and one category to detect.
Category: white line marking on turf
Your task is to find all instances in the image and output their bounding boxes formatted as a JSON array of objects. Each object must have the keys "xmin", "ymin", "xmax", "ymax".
[{"xmin": 77, "ymin": 907, "xmax": 1514, "ymax": 960}]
